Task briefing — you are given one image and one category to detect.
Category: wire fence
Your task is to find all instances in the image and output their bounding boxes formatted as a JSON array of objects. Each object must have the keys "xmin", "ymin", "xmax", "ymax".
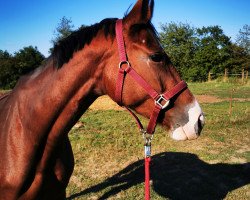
[{"xmin": 208, "ymin": 69, "xmax": 249, "ymax": 83}]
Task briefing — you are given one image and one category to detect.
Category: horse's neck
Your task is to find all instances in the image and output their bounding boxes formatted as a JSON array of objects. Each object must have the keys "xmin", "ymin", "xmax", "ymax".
[{"xmin": 13, "ymin": 45, "xmax": 109, "ymax": 137}]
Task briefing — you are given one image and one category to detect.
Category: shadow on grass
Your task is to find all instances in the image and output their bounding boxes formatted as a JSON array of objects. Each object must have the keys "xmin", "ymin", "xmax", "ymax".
[{"xmin": 67, "ymin": 152, "xmax": 250, "ymax": 200}]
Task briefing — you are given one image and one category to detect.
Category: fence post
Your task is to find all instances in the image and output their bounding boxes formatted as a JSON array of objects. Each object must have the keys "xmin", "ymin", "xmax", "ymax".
[
  {"xmin": 229, "ymin": 88, "xmax": 235, "ymax": 116},
  {"xmin": 208, "ymin": 71, "xmax": 212, "ymax": 82},
  {"xmin": 242, "ymin": 68, "xmax": 245, "ymax": 83},
  {"xmin": 223, "ymin": 68, "xmax": 228, "ymax": 82}
]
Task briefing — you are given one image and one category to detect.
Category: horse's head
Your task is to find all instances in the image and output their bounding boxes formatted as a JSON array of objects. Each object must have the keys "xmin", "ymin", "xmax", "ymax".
[{"xmin": 103, "ymin": 0, "xmax": 204, "ymax": 140}]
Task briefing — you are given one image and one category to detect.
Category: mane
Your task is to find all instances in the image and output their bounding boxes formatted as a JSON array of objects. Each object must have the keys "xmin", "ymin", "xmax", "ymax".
[{"xmin": 52, "ymin": 18, "xmax": 117, "ymax": 68}]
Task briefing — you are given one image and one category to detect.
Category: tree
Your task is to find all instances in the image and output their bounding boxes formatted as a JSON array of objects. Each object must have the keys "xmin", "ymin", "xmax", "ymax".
[
  {"xmin": 226, "ymin": 44, "xmax": 250, "ymax": 74},
  {"xmin": 0, "ymin": 50, "xmax": 15, "ymax": 88},
  {"xmin": 236, "ymin": 24, "xmax": 250, "ymax": 55},
  {"xmin": 0, "ymin": 46, "xmax": 44, "ymax": 89},
  {"xmin": 193, "ymin": 26, "xmax": 231, "ymax": 80},
  {"xmin": 14, "ymin": 46, "xmax": 45, "ymax": 75},
  {"xmin": 159, "ymin": 22, "xmax": 197, "ymax": 80},
  {"xmin": 235, "ymin": 24, "xmax": 250, "ymax": 72},
  {"xmin": 160, "ymin": 23, "xmax": 233, "ymax": 81},
  {"xmin": 50, "ymin": 16, "xmax": 74, "ymax": 53}
]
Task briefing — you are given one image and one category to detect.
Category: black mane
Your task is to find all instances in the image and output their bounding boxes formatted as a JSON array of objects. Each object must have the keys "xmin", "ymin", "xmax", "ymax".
[{"xmin": 52, "ymin": 18, "xmax": 117, "ymax": 68}]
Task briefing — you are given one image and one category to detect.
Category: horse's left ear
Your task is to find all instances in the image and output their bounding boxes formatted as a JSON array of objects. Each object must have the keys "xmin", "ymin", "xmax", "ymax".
[{"xmin": 124, "ymin": 0, "xmax": 154, "ymax": 26}]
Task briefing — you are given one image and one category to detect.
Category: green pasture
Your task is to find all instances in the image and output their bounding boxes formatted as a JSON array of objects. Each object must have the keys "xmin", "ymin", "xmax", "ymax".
[
  {"xmin": 66, "ymin": 81, "xmax": 250, "ymax": 200},
  {"xmin": 188, "ymin": 80, "xmax": 250, "ymax": 99}
]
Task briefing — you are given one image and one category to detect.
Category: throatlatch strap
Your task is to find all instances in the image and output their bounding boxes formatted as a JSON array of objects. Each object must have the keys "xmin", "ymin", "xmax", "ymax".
[{"xmin": 125, "ymin": 107, "xmax": 144, "ymax": 130}]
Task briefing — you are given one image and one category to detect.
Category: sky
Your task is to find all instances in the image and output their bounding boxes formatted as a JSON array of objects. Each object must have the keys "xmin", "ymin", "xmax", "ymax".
[{"xmin": 0, "ymin": 0, "xmax": 249, "ymax": 57}]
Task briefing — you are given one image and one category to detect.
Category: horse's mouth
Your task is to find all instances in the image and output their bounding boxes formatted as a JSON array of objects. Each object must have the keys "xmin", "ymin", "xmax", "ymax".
[{"xmin": 171, "ymin": 126, "xmax": 199, "ymax": 141}]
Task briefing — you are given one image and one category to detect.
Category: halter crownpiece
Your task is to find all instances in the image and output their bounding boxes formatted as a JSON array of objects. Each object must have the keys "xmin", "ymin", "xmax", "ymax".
[{"xmin": 114, "ymin": 19, "xmax": 187, "ymax": 135}]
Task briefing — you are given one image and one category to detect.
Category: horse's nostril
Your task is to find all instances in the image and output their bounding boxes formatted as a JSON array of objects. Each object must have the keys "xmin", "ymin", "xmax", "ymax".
[{"xmin": 197, "ymin": 113, "xmax": 205, "ymax": 135}]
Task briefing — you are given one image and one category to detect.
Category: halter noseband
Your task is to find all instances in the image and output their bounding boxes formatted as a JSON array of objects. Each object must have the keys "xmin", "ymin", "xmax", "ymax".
[{"xmin": 114, "ymin": 19, "xmax": 187, "ymax": 137}]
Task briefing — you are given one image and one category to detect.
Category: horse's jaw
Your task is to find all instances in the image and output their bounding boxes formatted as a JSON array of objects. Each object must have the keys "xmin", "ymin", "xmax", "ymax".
[{"xmin": 171, "ymin": 100, "xmax": 205, "ymax": 141}]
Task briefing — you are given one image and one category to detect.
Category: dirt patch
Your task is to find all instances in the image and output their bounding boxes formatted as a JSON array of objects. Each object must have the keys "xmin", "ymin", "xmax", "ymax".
[
  {"xmin": 89, "ymin": 96, "xmax": 124, "ymax": 111},
  {"xmin": 195, "ymin": 95, "xmax": 223, "ymax": 103},
  {"xmin": 196, "ymin": 95, "xmax": 250, "ymax": 103}
]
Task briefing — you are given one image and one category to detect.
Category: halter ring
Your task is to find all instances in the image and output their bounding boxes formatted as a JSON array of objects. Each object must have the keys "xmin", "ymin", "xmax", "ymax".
[{"xmin": 119, "ymin": 61, "xmax": 130, "ymax": 69}]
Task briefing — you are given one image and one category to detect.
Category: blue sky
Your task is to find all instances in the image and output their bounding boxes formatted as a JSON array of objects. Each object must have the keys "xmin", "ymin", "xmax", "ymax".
[{"xmin": 0, "ymin": 0, "xmax": 249, "ymax": 57}]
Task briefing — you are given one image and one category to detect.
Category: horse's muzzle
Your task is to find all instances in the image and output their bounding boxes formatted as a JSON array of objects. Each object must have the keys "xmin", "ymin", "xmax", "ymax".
[{"xmin": 171, "ymin": 100, "xmax": 205, "ymax": 141}]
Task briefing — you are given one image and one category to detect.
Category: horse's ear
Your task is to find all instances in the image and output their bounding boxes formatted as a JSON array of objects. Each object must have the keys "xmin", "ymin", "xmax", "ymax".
[{"xmin": 124, "ymin": 0, "xmax": 154, "ymax": 26}]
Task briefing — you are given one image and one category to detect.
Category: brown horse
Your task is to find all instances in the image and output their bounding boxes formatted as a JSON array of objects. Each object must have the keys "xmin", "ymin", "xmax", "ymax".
[{"xmin": 0, "ymin": 0, "xmax": 204, "ymax": 199}]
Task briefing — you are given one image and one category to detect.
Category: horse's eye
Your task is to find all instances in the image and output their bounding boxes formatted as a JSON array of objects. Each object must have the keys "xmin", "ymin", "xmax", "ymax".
[{"xmin": 149, "ymin": 53, "xmax": 164, "ymax": 63}]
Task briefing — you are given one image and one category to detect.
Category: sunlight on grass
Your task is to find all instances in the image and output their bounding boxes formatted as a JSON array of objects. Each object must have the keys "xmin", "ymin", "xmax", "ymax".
[
  {"xmin": 66, "ymin": 82, "xmax": 250, "ymax": 199},
  {"xmin": 188, "ymin": 81, "xmax": 250, "ymax": 99},
  {"xmin": 67, "ymin": 103, "xmax": 249, "ymax": 199}
]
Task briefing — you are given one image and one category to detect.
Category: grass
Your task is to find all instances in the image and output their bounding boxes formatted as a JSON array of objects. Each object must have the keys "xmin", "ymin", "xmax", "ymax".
[
  {"xmin": 66, "ymin": 81, "xmax": 250, "ymax": 200},
  {"xmin": 1, "ymin": 82, "xmax": 249, "ymax": 199},
  {"xmin": 188, "ymin": 80, "xmax": 250, "ymax": 99}
]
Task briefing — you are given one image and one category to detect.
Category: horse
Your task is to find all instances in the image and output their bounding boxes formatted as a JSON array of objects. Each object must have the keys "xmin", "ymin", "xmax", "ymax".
[{"xmin": 0, "ymin": 0, "xmax": 204, "ymax": 199}]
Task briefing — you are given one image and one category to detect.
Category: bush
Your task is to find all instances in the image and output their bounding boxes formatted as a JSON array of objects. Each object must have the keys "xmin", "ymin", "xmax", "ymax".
[{"xmin": 0, "ymin": 46, "xmax": 44, "ymax": 89}]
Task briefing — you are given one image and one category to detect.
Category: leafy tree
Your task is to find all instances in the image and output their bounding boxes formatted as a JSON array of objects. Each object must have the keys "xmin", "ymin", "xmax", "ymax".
[
  {"xmin": 50, "ymin": 16, "xmax": 74, "ymax": 53},
  {"xmin": 226, "ymin": 44, "xmax": 250, "ymax": 74},
  {"xmin": 160, "ymin": 23, "xmax": 233, "ymax": 81},
  {"xmin": 193, "ymin": 26, "xmax": 231, "ymax": 80},
  {"xmin": 0, "ymin": 50, "xmax": 15, "ymax": 88},
  {"xmin": 0, "ymin": 46, "xmax": 44, "ymax": 89},
  {"xmin": 159, "ymin": 22, "xmax": 197, "ymax": 80},
  {"xmin": 236, "ymin": 24, "xmax": 250, "ymax": 55},
  {"xmin": 235, "ymin": 24, "xmax": 250, "ymax": 72},
  {"xmin": 14, "ymin": 46, "xmax": 45, "ymax": 75}
]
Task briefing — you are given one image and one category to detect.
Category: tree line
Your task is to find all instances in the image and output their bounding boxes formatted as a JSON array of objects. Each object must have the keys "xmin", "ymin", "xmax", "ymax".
[
  {"xmin": 160, "ymin": 23, "xmax": 250, "ymax": 81},
  {"xmin": 0, "ymin": 17, "xmax": 249, "ymax": 89},
  {"xmin": 0, "ymin": 47, "xmax": 45, "ymax": 89}
]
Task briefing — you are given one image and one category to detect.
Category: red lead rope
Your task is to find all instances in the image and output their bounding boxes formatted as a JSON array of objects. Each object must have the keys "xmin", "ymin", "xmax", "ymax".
[
  {"xmin": 115, "ymin": 19, "xmax": 187, "ymax": 200},
  {"xmin": 145, "ymin": 157, "xmax": 151, "ymax": 200},
  {"xmin": 144, "ymin": 143, "xmax": 152, "ymax": 200}
]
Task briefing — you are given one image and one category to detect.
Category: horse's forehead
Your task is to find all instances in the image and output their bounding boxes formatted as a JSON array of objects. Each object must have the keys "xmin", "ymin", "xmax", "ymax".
[
  {"xmin": 128, "ymin": 25, "xmax": 160, "ymax": 50},
  {"xmin": 143, "ymin": 29, "xmax": 160, "ymax": 48}
]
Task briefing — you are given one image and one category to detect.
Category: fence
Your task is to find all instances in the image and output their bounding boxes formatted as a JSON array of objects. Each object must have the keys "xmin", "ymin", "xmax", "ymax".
[{"xmin": 208, "ymin": 68, "xmax": 249, "ymax": 82}]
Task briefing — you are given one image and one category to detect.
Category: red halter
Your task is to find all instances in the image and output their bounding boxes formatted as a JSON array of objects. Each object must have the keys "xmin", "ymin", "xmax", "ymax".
[
  {"xmin": 115, "ymin": 19, "xmax": 187, "ymax": 200},
  {"xmin": 115, "ymin": 19, "xmax": 187, "ymax": 137}
]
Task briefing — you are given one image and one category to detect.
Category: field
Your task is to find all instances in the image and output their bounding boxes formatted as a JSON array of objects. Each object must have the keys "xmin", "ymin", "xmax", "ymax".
[
  {"xmin": 66, "ymin": 81, "xmax": 250, "ymax": 200},
  {"xmin": 2, "ymin": 81, "xmax": 249, "ymax": 199}
]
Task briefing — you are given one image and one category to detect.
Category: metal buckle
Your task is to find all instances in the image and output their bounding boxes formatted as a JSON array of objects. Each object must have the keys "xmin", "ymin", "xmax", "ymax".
[
  {"xmin": 144, "ymin": 144, "xmax": 151, "ymax": 157},
  {"xmin": 141, "ymin": 129, "xmax": 153, "ymax": 157},
  {"xmin": 155, "ymin": 95, "xmax": 170, "ymax": 109},
  {"xmin": 141, "ymin": 129, "xmax": 153, "ymax": 145}
]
